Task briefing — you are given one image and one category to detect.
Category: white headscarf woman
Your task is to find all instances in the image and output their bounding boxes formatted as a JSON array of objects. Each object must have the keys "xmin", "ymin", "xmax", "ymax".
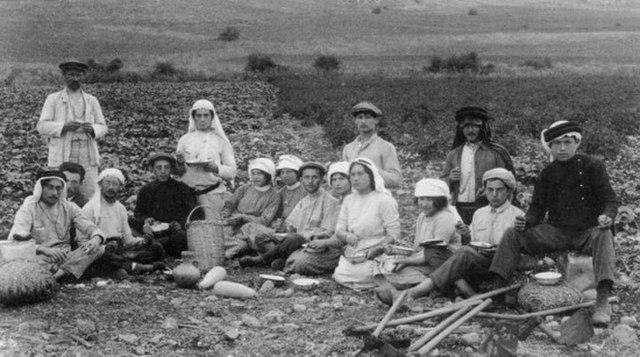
[{"xmin": 176, "ymin": 99, "xmax": 237, "ymax": 218}]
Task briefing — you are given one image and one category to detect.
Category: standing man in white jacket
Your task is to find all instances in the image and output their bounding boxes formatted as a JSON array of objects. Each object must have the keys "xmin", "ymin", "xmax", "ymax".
[{"xmin": 37, "ymin": 60, "xmax": 108, "ymax": 199}]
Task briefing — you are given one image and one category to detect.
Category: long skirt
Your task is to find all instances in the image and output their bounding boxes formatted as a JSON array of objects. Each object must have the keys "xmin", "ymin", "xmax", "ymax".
[{"xmin": 285, "ymin": 246, "xmax": 342, "ymax": 276}]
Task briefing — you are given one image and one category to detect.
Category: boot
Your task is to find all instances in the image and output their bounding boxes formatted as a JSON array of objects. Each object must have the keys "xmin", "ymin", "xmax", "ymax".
[{"xmin": 592, "ymin": 281, "xmax": 613, "ymax": 326}]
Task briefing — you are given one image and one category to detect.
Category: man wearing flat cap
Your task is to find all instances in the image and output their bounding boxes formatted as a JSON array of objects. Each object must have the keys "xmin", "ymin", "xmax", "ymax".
[
  {"xmin": 489, "ymin": 121, "xmax": 618, "ymax": 326},
  {"xmin": 8, "ymin": 170, "xmax": 106, "ymax": 282},
  {"xmin": 131, "ymin": 152, "xmax": 198, "ymax": 257},
  {"xmin": 376, "ymin": 168, "xmax": 523, "ymax": 304},
  {"xmin": 441, "ymin": 106, "xmax": 513, "ymax": 229},
  {"xmin": 342, "ymin": 102, "xmax": 402, "ymax": 189},
  {"xmin": 37, "ymin": 60, "xmax": 108, "ymax": 200}
]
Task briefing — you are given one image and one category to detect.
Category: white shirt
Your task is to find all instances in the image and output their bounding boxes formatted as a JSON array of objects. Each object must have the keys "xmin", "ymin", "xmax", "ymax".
[
  {"xmin": 470, "ymin": 201, "xmax": 523, "ymax": 246},
  {"xmin": 458, "ymin": 143, "xmax": 478, "ymax": 203}
]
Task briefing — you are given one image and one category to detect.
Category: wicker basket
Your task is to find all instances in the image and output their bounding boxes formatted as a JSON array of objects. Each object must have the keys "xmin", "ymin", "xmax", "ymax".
[
  {"xmin": 186, "ymin": 205, "xmax": 225, "ymax": 272},
  {"xmin": 0, "ymin": 259, "xmax": 57, "ymax": 306},
  {"xmin": 517, "ymin": 281, "xmax": 582, "ymax": 312}
]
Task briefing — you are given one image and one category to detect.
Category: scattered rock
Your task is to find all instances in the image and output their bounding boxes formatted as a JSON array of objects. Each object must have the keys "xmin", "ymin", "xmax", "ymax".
[
  {"xmin": 96, "ymin": 280, "xmax": 109, "ymax": 287},
  {"xmin": 620, "ymin": 316, "xmax": 638, "ymax": 327},
  {"xmin": 17, "ymin": 320, "xmax": 48, "ymax": 332},
  {"xmin": 75, "ymin": 319, "xmax": 96, "ymax": 336},
  {"xmin": 561, "ymin": 316, "xmax": 570, "ymax": 324},
  {"xmin": 293, "ymin": 304, "xmax": 307, "ymax": 312},
  {"xmin": 133, "ymin": 346, "xmax": 146, "ymax": 355},
  {"xmin": 545, "ymin": 315, "xmax": 555, "ymax": 322},
  {"xmin": 205, "ymin": 294, "xmax": 218, "ymax": 301},
  {"xmin": 613, "ymin": 324, "xmax": 638, "ymax": 344},
  {"xmin": 241, "ymin": 314, "xmax": 261, "ymax": 328},
  {"xmin": 118, "ymin": 334, "xmax": 139, "ymax": 344},
  {"xmin": 460, "ymin": 332, "xmax": 481, "ymax": 346},
  {"xmin": 284, "ymin": 288, "xmax": 295, "ymax": 298},
  {"xmin": 318, "ymin": 302, "xmax": 332, "ymax": 309},
  {"xmin": 170, "ymin": 297, "xmax": 185, "ymax": 306},
  {"xmin": 149, "ymin": 334, "xmax": 165, "ymax": 344},
  {"xmin": 346, "ymin": 296, "xmax": 360, "ymax": 305},
  {"xmin": 264, "ymin": 309, "xmax": 286, "ymax": 323},
  {"xmin": 260, "ymin": 280, "xmax": 275, "ymax": 293},
  {"xmin": 161, "ymin": 317, "xmax": 178, "ymax": 330},
  {"xmin": 225, "ymin": 328, "xmax": 241, "ymax": 341},
  {"xmin": 409, "ymin": 305, "xmax": 424, "ymax": 313},
  {"xmin": 582, "ymin": 289, "xmax": 597, "ymax": 301},
  {"xmin": 547, "ymin": 321, "xmax": 560, "ymax": 330},
  {"xmin": 464, "ymin": 347, "xmax": 474, "ymax": 353}
]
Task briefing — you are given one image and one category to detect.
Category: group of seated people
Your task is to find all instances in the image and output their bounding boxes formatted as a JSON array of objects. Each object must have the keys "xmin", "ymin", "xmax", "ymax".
[{"xmin": 8, "ymin": 96, "xmax": 618, "ymax": 326}]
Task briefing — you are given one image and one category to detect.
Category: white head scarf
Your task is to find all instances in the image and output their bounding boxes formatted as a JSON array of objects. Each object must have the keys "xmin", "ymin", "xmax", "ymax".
[
  {"xmin": 328, "ymin": 161, "xmax": 350, "ymax": 183},
  {"xmin": 414, "ymin": 178, "xmax": 449, "ymax": 198},
  {"xmin": 32, "ymin": 174, "xmax": 67, "ymax": 203},
  {"xmin": 97, "ymin": 168, "xmax": 125, "ymax": 186},
  {"xmin": 276, "ymin": 154, "xmax": 304, "ymax": 172},
  {"xmin": 248, "ymin": 158, "xmax": 276, "ymax": 185},
  {"xmin": 351, "ymin": 157, "xmax": 390, "ymax": 196},
  {"xmin": 188, "ymin": 99, "xmax": 230, "ymax": 144}
]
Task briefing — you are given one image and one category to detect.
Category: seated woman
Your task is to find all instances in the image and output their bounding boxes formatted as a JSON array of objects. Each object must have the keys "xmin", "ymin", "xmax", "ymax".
[
  {"xmin": 223, "ymin": 158, "xmax": 281, "ymax": 259},
  {"xmin": 273, "ymin": 154, "xmax": 306, "ymax": 231},
  {"xmin": 284, "ymin": 161, "xmax": 352, "ymax": 275},
  {"xmin": 332, "ymin": 158, "xmax": 401, "ymax": 291},
  {"xmin": 392, "ymin": 178, "xmax": 461, "ymax": 274}
]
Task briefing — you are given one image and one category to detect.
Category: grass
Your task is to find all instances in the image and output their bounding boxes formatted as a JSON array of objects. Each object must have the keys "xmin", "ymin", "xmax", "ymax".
[{"xmin": 2, "ymin": 0, "xmax": 640, "ymax": 75}]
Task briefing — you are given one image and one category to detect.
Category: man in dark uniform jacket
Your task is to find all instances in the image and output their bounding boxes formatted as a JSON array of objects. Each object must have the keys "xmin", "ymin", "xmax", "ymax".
[
  {"xmin": 489, "ymin": 121, "xmax": 618, "ymax": 326},
  {"xmin": 131, "ymin": 153, "xmax": 198, "ymax": 257}
]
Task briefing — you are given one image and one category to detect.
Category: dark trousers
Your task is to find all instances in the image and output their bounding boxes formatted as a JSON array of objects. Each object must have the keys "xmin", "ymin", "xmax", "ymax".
[
  {"xmin": 489, "ymin": 224, "xmax": 615, "ymax": 285},
  {"xmin": 423, "ymin": 246, "xmax": 454, "ymax": 273},
  {"xmin": 94, "ymin": 242, "xmax": 164, "ymax": 274},
  {"xmin": 430, "ymin": 246, "xmax": 492, "ymax": 291},
  {"xmin": 262, "ymin": 234, "xmax": 306, "ymax": 264},
  {"xmin": 155, "ymin": 230, "xmax": 188, "ymax": 257}
]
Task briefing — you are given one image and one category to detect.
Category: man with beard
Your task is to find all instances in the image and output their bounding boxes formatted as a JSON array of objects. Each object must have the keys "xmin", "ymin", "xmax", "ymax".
[
  {"xmin": 8, "ymin": 171, "xmax": 106, "ymax": 282},
  {"xmin": 239, "ymin": 162, "xmax": 340, "ymax": 270},
  {"xmin": 342, "ymin": 102, "xmax": 402, "ymax": 189},
  {"xmin": 81, "ymin": 169, "xmax": 165, "ymax": 278},
  {"xmin": 440, "ymin": 106, "xmax": 513, "ymax": 229},
  {"xmin": 131, "ymin": 153, "xmax": 198, "ymax": 257},
  {"xmin": 37, "ymin": 60, "xmax": 108, "ymax": 200}
]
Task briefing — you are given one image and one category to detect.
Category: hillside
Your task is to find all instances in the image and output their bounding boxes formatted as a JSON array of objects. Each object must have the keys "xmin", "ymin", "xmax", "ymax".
[{"xmin": 2, "ymin": 0, "xmax": 640, "ymax": 75}]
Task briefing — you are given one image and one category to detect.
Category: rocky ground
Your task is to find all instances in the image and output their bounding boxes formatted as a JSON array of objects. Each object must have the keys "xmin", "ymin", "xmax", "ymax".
[{"xmin": 1, "ymin": 80, "xmax": 640, "ymax": 356}]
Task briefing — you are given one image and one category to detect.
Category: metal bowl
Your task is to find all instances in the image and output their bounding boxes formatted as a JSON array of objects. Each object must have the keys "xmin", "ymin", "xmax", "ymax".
[{"xmin": 534, "ymin": 271, "xmax": 562, "ymax": 285}]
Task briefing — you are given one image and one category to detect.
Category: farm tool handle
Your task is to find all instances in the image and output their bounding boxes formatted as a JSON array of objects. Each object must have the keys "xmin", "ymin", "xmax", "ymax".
[
  {"xmin": 415, "ymin": 298, "xmax": 493, "ymax": 356},
  {"xmin": 408, "ymin": 302, "xmax": 476, "ymax": 352},
  {"xmin": 475, "ymin": 296, "xmax": 619, "ymax": 321},
  {"xmin": 354, "ymin": 283, "xmax": 519, "ymax": 332},
  {"xmin": 372, "ymin": 290, "xmax": 408, "ymax": 338}
]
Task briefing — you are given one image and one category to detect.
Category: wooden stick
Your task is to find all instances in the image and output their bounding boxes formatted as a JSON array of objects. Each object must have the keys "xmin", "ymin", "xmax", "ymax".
[
  {"xmin": 354, "ymin": 284, "xmax": 519, "ymax": 332},
  {"xmin": 475, "ymin": 296, "xmax": 619, "ymax": 321},
  {"xmin": 408, "ymin": 303, "xmax": 476, "ymax": 352},
  {"xmin": 68, "ymin": 334, "xmax": 93, "ymax": 348},
  {"xmin": 372, "ymin": 290, "xmax": 408, "ymax": 337},
  {"xmin": 416, "ymin": 299, "xmax": 493, "ymax": 356}
]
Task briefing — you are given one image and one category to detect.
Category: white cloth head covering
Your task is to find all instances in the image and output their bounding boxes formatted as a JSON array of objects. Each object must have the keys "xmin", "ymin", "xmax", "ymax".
[
  {"xmin": 276, "ymin": 154, "xmax": 304, "ymax": 172},
  {"xmin": 351, "ymin": 157, "xmax": 390, "ymax": 196},
  {"xmin": 328, "ymin": 161, "xmax": 350, "ymax": 182},
  {"xmin": 414, "ymin": 178, "xmax": 450, "ymax": 198},
  {"xmin": 248, "ymin": 158, "xmax": 276, "ymax": 185},
  {"xmin": 32, "ymin": 174, "xmax": 67, "ymax": 203},
  {"xmin": 540, "ymin": 120, "xmax": 582, "ymax": 161},
  {"xmin": 482, "ymin": 168, "xmax": 516, "ymax": 191},
  {"xmin": 97, "ymin": 168, "xmax": 125, "ymax": 185},
  {"xmin": 188, "ymin": 99, "xmax": 230, "ymax": 144}
]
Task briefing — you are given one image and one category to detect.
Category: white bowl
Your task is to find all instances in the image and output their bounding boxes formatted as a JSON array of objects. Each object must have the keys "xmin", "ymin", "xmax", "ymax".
[
  {"xmin": 534, "ymin": 272, "xmax": 562, "ymax": 285},
  {"xmin": 260, "ymin": 274, "xmax": 286, "ymax": 286},
  {"xmin": 292, "ymin": 278, "xmax": 320, "ymax": 291}
]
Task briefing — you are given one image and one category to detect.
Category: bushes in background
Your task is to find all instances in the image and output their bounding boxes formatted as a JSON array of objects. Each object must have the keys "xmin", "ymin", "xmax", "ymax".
[
  {"xmin": 313, "ymin": 55, "xmax": 341, "ymax": 72},
  {"xmin": 245, "ymin": 53, "xmax": 278, "ymax": 73},
  {"xmin": 218, "ymin": 26, "xmax": 240, "ymax": 42},
  {"xmin": 426, "ymin": 52, "xmax": 494, "ymax": 74}
]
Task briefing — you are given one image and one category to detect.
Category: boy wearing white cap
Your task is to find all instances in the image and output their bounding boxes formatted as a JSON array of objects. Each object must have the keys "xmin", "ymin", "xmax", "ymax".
[{"xmin": 490, "ymin": 121, "xmax": 617, "ymax": 326}]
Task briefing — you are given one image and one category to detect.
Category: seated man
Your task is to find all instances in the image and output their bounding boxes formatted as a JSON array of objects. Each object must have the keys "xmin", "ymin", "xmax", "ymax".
[
  {"xmin": 59, "ymin": 162, "xmax": 88, "ymax": 208},
  {"xmin": 131, "ymin": 153, "xmax": 198, "ymax": 257},
  {"xmin": 376, "ymin": 168, "xmax": 522, "ymax": 303},
  {"xmin": 489, "ymin": 121, "xmax": 617, "ymax": 326},
  {"xmin": 82, "ymin": 169, "xmax": 165, "ymax": 276},
  {"xmin": 8, "ymin": 171, "xmax": 105, "ymax": 282},
  {"xmin": 239, "ymin": 162, "xmax": 340, "ymax": 270}
]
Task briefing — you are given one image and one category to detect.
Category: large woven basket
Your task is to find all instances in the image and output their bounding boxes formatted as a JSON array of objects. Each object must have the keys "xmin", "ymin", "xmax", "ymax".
[
  {"xmin": 186, "ymin": 205, "xmax": 225, "ymax": 272},
  {"xmin": 517, "ymin": 281, "xmax": 582, "ymax": 312},
  {"xmin": 0, "ymin": 259, "xmax": 57, "ymax": 306}
]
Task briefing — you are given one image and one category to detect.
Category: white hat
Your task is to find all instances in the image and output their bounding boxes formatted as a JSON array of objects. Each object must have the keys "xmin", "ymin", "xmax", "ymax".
[
  {"xmin": 414, "ymin": 178, "xmax": 449, "ymax": 197},
  {"xmin": 276, "ymin": 154, "xmax": 303, "ymax": 172}
]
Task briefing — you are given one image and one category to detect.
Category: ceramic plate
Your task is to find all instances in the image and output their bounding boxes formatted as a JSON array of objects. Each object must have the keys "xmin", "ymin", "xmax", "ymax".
[
  {"xmin": 259, "ymin": 274, "xmax": 286, "ymax": 282},
  {"xmin": 469, "ymin": 242, "xmax": 493, "ymax": 249}
]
